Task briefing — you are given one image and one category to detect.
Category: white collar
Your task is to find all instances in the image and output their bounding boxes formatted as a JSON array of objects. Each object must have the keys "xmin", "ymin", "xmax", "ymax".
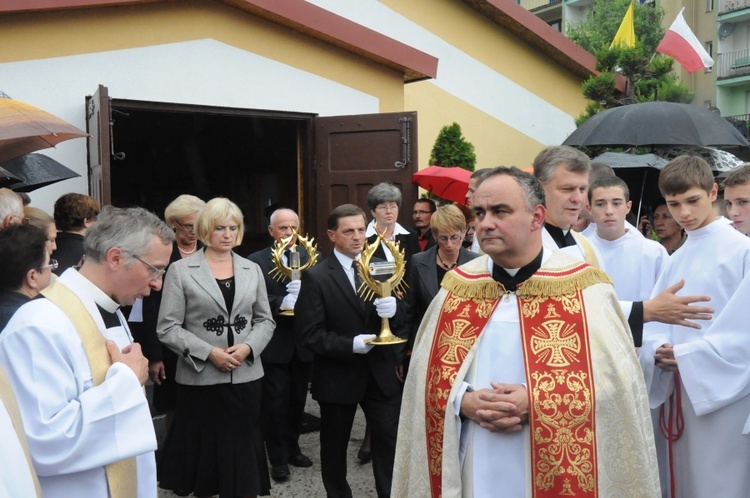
[
  {"xmin": 333, "ymin": 248, "xmax": 360, "ymax": 270},
  {"xmin": 61, "ymin": 267, "xmax": 120, "ymax": 313},
  {"xmin": 366, "ymin": 220, "xmax": 410, "ymax": 237}
]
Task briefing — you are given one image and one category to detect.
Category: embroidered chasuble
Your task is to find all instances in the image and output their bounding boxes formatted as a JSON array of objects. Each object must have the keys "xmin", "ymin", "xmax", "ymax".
[{"xmin": 392, "ymin": 252, "xmax": 660, "ymax": 498}]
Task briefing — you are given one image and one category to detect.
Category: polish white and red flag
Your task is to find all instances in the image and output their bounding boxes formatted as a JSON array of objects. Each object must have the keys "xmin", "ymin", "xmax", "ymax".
[{"xmin": 656, "ymin": 8, "xmax": 714, "ymax": 73}]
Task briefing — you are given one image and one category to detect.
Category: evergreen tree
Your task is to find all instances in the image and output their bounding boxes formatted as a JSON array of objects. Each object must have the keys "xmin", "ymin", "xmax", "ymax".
[
  {"xmin": 569, "ymin": 0, "xmax": 694, "ymax": 126},
  {"xmin": 428, "ymin": 122, "xmax": 476, "ymax": 172}
]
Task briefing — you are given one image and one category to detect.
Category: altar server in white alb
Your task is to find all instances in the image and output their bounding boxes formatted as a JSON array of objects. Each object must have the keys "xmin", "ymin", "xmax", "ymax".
[
  {"xmin": 587, "ymin": 175, "xmax": 668, "ymax": 302},
  {"xmin": 640, "ymin": 156, "xmax": 750, "ymax": 498},
  {"xmin": 0, "ymin": 206, "xmax": 174, "ymax": 498}
]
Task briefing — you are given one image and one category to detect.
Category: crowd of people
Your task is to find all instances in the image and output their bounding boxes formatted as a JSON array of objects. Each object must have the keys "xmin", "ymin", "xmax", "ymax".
[{"xmin": 1, "ymin": 144, "xmax": 750, "ymax": 498}]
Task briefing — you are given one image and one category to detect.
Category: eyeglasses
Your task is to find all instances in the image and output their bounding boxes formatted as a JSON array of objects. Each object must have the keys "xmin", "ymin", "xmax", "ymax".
[
  {"xmin": 375, "ymin": 203, "xmax": 399, "ymax": 213},
  {"xmin": 174, "ymin": 220, "xmax": 195, "ymax": 232},
  {"xmin": 38, "ymin": 259, "xmax": 58, "ymax": 272},
  {"xmin": 129, "ymin": 254, "xmax": 166, "ymax": 280},
  {"xmin": 437, "ymin": 234, "xmax": 463, "ymax": 243}
]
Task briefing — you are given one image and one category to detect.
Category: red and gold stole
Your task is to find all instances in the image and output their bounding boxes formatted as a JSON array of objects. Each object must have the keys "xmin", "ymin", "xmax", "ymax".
[{"xmin": 424, "ymin": 261, "xmax": 610, "ymax": 498}]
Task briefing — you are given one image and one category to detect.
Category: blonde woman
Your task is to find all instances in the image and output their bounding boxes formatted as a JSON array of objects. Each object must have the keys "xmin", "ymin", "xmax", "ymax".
[{"xmin": 157, "ymin": 198, "xmax": 275, "ymax": 497}]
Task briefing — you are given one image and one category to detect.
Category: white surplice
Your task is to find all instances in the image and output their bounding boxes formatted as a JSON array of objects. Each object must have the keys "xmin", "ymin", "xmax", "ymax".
[
  {"xmin": 541, "ymin": 226, "xmax": 635, "ymax": 319},
  {"xmin": 0, "ymin": 365, "xmax": 39, "ymax": 498},
  {"xmin": 640, "ymin": 219, "xmax": 750, "ymax": 498},
  {"xmin": 0, "ymin": 269, "xmax": 157, "ymax": 498},
  {"xmin": 588, "ymin": 228, "xmax": 668, "ymax": 301}
]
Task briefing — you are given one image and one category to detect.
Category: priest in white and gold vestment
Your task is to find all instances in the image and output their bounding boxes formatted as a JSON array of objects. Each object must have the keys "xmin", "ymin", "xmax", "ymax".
[{"xmin": 392, "ymin": 167, "xmax": 660, "ymax": 498}]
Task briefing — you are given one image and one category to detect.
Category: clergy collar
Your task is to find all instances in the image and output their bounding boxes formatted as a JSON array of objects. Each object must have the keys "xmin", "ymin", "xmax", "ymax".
[
  {"xmin": 544, "ymin": 222, "xmax": 576, "ymax": 248},
  {"xmin": 333, "ymin": 248, "xmax": 360, "ymax": 270},
  {"xmin": 63, "ymin": 268, "xmax": 120, "ymax": 314},
  {"xmin": 366, "ymin": 220, "xmax": 410, "ymax": 237},
  {"xmin": 491, "ymin": 249, "xmax": 545, "ymax": 291}
]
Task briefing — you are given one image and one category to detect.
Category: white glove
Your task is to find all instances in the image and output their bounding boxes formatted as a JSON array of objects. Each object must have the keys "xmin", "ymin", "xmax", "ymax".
[
  {"xmin": 373, "ymin": 296, "xmax": 397, "ymax": 319},
  {"xmin": 280, "ymin": 293, "xmax": 298, "ymax": 311},
  {"xmin": 353, "ymin": 334, "xmax": 376, "ymax": 354},
  {"xmin": 286, "ymin": 279, "xmax": 302, "ymax": 297}
]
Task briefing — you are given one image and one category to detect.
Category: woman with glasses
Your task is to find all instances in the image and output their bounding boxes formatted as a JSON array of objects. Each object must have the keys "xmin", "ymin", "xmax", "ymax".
[
  {"xmin": 157, "ymin": 197, "xmax": 275, "ymax": 498},
  {"xmin": 0, "ymin": 224, "xmax": 54, "ymax": 331},
  {"xmin": 402, "ymin": 205, "xmax": 479, "ymax": 369},
  {"xmin": 131, "ymin": 194, "xmax": 206, "ymax": 431},
  {"xmin": 365, "ymin": 182, "xmax": 419, "ymax": 262}
]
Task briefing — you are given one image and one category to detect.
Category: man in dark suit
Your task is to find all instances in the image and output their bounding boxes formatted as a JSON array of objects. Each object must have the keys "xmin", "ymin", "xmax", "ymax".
[
  {"xmin": 248, "ymin": 208, "xmax": 315, "ymax": 482},
  {"xmin": 412, "ymin": 198, "xmax": 436, "ymax": 252},
  {"xmin": 295, "ymin": 204, "xmax": 406, "ymax": 498}
]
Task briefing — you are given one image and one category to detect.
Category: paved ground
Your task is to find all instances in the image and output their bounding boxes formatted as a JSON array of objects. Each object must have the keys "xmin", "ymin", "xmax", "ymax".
[{"xmin": 155, "ymin": 391, "xmax": 379, "ymax": 497}]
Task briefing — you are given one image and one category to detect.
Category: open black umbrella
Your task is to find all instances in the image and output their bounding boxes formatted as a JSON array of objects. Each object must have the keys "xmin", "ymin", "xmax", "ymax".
[
  {"xmin": 563, "ymin": 102, "xmax": 749, "ymax": 148},
  {"xmin": 0, "ymin": 165, "xmax": 21, "ymax": 188},
  {"xmin": 1, "ymin": 152, "xmax": 80, "ymax": 192}
]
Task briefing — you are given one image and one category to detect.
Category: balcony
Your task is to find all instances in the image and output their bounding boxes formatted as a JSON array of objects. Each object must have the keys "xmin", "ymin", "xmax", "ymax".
[
  {"xmin": 716, "ymin": 49, "xmax": 750, "ymax": 80},
  {"xmin": 720, "ymin": 0, "xmax": 750, "ymax": 15},
  {"xmin": 519, "ymin": 0, "xmax": 562, "ymax": 11}
]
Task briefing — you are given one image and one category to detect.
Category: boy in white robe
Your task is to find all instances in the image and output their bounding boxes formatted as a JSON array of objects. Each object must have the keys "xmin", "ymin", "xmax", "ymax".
[
  {"xmin": 587, "ymin": 176, "xmax": 668, "ymax": 302},
  {"xmin": 640, "ymin": 156, "xmax": 750, "ymax": 498},
  {"xmin": 723, "ymin": 164, "xmax": 750, "ymax": 235}
]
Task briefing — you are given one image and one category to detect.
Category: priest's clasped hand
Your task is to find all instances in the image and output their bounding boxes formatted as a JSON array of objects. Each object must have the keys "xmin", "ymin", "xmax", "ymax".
[
  {"xmin": 654, "ymin": 343, "xmax": 678, "ymax": 372},
  {"xmin": 460, "ymin": 382, "xmax": 529, "ymax": 433},
  {"xmin": 107, "ymin": 340, "xmax": 149, "ymax": 386}
]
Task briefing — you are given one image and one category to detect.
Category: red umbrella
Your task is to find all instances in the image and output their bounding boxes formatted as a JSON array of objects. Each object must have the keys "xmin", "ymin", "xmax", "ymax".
[{"xmin": 412, "ymin": 165, "xmax": 472, "ymax": 204}]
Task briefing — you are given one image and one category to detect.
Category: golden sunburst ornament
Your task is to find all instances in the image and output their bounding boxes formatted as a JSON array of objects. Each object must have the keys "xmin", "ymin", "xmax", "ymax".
[{"xmin": 357, "ymin": 223, "xmax": 408, "ymax": 345}]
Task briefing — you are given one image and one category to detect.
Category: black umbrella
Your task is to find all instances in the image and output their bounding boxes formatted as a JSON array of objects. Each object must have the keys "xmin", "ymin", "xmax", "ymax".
[
  {"xmin": 1, "ymin": 152, "xmax": 80, "ymax": 192},
  {"xmin": 0, "ymin": 165, "xmax": 21, "ymax": 188},
  {"xmin": 563, "ymin": 102, "xmax": 749, "ymax": 148}
]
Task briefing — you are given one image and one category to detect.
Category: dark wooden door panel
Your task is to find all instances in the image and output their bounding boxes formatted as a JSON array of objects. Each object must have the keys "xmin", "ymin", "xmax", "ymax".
[
  {"xmin": 85, "ymin": 84, "xmax": 111, "ymax": 206},
  {"xmin": 314, "ymin": 111, "xmax": 418, "ymax": 255}
]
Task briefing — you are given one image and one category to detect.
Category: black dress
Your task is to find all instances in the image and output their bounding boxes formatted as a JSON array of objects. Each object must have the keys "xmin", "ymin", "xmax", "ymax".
[{"xmin": 157, "ymin": 276, "xmax": 271, "ymax": 497}]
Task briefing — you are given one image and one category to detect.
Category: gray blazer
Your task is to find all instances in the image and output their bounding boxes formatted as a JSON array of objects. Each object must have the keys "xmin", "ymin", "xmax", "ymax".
[{"xmin": 157, "ymin": 249, "xmax": 275, "ymax": 386}]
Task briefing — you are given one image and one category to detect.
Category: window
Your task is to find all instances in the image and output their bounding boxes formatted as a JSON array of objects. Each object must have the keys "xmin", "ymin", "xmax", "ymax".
[
  {"xmin": 705, "ymin": 41, "xmax": 713, "ymax": 73},
  {"xmin": 706, "ymin": 0, "xmax": 714, "ymax": 12}
]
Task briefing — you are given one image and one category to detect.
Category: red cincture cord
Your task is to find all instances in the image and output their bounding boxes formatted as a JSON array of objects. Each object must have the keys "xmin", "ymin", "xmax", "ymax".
[{"xmin": 659, "ymin": 372, "xmax": 684, "ymax": 498}]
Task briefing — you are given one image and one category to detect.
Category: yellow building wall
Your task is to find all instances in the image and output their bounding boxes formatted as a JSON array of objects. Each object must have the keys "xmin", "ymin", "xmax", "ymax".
[
  {"xmin": 0, "ymin": 0, "xmax": 405, "ymax": 112},
  {"xmin": 386, "ymin": 0, "xmax": 589, "ymax": 169},
  {"xmin": 407, "ymin": 82, "xmax": 544, "ymax": 170}
]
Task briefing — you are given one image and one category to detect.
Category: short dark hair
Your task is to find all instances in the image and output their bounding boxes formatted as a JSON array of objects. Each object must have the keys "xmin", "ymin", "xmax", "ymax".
[
  {"xmin": 658, "ymin": 155, "xmax": 714, "ymax": 196},
  {"xmin": 414, "ymin": 199, "xmax": 436, "ymax": 213},
  {"xmin": 588, "ymin": 175, "xmax": 630, "ymax": 203},
  {"xmin": 589, "ymin": 162, "xmax": 616, "ymax": 185},
  {"xmin": 54, "ymin": 193, "xmax": 101, "ymax": 231},
  {"xmin": 0, "ymin": 224, "xmax": 48, "ymax": 292},
  {"xmin": 327, "ymin": 204, "xmax": 366, "ymax": 231},
  {"xmin": 476, "ymin": 166, "xmax": 546, "ymax": 210},
  {"xmin": 722, "ymin": 164, "xmax": 750, "ymax": 189}
]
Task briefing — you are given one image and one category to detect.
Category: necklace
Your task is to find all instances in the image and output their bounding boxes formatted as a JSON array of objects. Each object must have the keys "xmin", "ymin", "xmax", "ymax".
[
  {"xmin": 437, "ymin": 251, "xmax": 457, "ymax": 270},
  {"xmin": 178, "ymin": 242, "xmax": 197, "ymax": 255}
]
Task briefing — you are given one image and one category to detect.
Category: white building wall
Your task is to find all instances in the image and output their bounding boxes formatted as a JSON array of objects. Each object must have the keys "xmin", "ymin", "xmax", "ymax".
[
  {"xmin": 0, "ymin": 39, "xmax": 379, "ymax": 212},
  {"xmin": 306, "ymin": 0, "xmax": 577, "ymax": 146}
]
